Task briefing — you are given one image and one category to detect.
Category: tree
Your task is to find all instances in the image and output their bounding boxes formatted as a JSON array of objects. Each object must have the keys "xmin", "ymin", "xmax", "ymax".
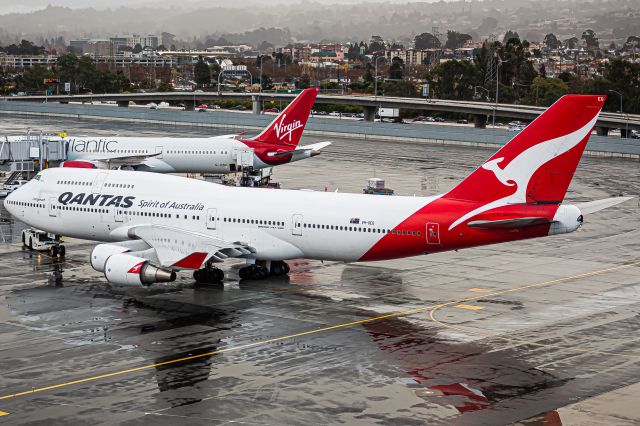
[
  {"xmin": 261, "ymin": 74, "xmax": 273, "ymax": 90},
  {"xmin": 527, "ymin": 77, "xmax": 568, "ymax": 106},
  {"xmin": 445, "ymin": 31, "xmax": 472, "ymax": 50},
  {"xmin": 194, "ymin": 56, "xmax": 211, "ymax": 87},
  {"xmin": 299, "ymin": 73, "xmax": 311, "ymax": 89},
  {"xmin": 503, "ymin": 30, "xmax": 520, "ymax": 44},
  {"xmin": 388, "ymin": 57, "xmax": 404, "ymax": 80},
  {"xmin": 581, "ymin": 29, "xmax": 599, "ymax": 48},
  {"xmin": 563, "ymin": 37, "xmax": 579, "ymax": 49},
  {"xmin": 543, "ymin": 33, "xmax": 560, "ymax": 50},
  {"xmin": 427, "ymin": 60, "xmax": 481, "ymax": 100},
  {"xmin": 414, "ymin": 32, "xmax": 441, "ymax": 50},
  {"xmin": 132, "ymin": 43, "xmax": 143, "ymax": 54}
]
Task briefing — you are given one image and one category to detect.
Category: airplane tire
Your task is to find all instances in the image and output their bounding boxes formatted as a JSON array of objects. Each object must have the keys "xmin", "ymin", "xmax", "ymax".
[
  {"xmin": 50, "ymin": 245, "xmax": 58, "ymax": 257},
  {"xmin": 194, "ymin": 268, "xmax": 224, "ymax": 284},
  {"xmin": 59, "ymin": 245, "xmax": 66, "ymax": 257}
]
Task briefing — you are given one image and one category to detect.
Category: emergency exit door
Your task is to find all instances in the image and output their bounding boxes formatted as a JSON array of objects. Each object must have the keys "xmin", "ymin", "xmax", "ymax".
[{"xmin": 426, "ymin": 222, "xmax": 440, "ymax": 244}]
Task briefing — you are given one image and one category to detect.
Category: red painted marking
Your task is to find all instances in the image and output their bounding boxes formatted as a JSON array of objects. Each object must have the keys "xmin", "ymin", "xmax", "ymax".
[
  {"xmin": 172, "ymin": 252, "xmax": 208, "ymax": 269},
  {"xmin": 128, "ymin": 261, "xmax": 145, "ymax": 274},
  {"xmin": 360, "ymin": 95, "xmax": 605, "ymax": 261},
  {"xmin": 240, "ymin": 88, "xmax": 318, "ymax": 165},
  {"xmin": 60, "ymin": 160, "xmax": 96, "ymax": 169}
]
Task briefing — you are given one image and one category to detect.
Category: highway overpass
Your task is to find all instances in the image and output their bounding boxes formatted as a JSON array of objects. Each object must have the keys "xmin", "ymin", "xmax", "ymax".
[{"xmin": 2, "ymin": 92, "xmax": 638, "ymax": 136}]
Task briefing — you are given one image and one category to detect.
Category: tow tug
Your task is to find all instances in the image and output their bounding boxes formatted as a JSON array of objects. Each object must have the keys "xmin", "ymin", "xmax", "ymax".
[{"xmin": 22, "ymin": 228, "xmax": 66, "ymax": 257}]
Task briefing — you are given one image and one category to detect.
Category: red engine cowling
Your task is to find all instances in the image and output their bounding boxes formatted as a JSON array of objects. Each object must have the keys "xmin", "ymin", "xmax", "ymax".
[{"xmin": 104, "ymin": 254, "xmax": 176, "ymax": 286}]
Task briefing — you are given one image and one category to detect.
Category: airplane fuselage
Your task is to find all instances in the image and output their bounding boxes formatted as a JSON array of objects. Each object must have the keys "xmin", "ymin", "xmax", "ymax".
[
  {"xmin": 4, "ymin": 168, "xmax": 580, "ymax": 263},
  {"xmin": 65, "ymin": 136, "xmax": 312, "ymax": 173}
]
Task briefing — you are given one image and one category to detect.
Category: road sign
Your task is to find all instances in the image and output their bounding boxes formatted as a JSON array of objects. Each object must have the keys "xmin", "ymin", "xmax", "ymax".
[
  {"xmin": 64, "ymin": 82, "xmax": 71, "ymax": 92},
  {"xmin": 422, "ymin": 84, "xmax": 430, "ymax": 98}
]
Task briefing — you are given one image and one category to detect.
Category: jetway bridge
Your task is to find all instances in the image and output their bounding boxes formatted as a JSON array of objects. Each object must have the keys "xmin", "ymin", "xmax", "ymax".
[
  {"xmin": 0, "ymin": 132, "xmax": 67, "ymax": 172},
  {"xmin": 2, "ymin": 92, "xmax": 639, "ymax": 136}
]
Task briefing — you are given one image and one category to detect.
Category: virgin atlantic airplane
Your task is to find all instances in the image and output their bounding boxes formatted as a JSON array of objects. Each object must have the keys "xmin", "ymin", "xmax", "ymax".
[
  {"xmin": 4, "ymin": 95, "xmax": 631, "ymax": 284},
  {"xmin": 61, "ymin": 88, "xmax": 330, "ymax": 173}
]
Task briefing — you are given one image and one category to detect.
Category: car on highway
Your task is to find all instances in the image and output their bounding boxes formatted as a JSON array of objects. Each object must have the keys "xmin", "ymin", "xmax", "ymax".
[
  {"xmin": 263, "ymin": 108, "xmax": 280, "ymax": 113},
  {"xmin": 231, "ymin": 105, "xmax": 248, "ymax": 111},
  {"xmin": 508, "ymin": 124, "xmax": 526, "ymax": 132},
  {"xmin": 197, "ymin": 104, "xmax": 208, "ymax": 112}
]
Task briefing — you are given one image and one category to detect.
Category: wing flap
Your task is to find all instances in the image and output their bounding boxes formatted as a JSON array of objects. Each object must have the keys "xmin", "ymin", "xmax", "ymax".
[{"xmin": 129, "ymin": 225, "xmax": 254, "ymax": 268}]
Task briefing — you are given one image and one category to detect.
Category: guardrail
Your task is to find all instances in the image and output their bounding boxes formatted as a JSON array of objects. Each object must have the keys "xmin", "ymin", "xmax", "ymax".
[
  {"xmin": 0, "ymin": 101, "xmax": 637, "ymax": 159},
  {"xmin": 2, "ymin": 92, "xmax": 639, "ymax": 133}
]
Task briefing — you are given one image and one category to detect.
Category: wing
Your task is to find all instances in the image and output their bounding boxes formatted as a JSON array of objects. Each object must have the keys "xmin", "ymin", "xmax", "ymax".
[
  {"xmin": 267, "ymin": 141, "xmax": 332, "ymax": 157},
  {"xmin": 129, "ymin": 224, "xmax": 255, "ymax": 269},
  {"xmin": 94, "ymin": 152, "xmax": 162, "ymax": 168},
  {"xmin": 574, "ymin": 197, "xmax": 633, "ymax": 215}
]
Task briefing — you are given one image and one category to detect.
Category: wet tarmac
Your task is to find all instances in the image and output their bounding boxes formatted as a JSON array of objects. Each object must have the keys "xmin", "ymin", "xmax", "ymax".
[{"xmin": 0, "ymin": 116, "xmax": 639, "ymax": 425}]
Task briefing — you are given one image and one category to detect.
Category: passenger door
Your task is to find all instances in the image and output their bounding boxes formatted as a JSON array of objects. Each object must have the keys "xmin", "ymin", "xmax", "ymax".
[
  {"xmin": 92, "ymin": 172, "xmax": 108, "ymax": 194},
  {"xmin": 206, "ymin": 208, "xmax": 217, "ymax": 230},
  {"xmin": 292, "ymin": 214, "xmax": 303, "ymax": 236},
  {"xmin": 426, "ymin": 222, "xmax": 440, "ymax": 245},
  {"xmin": 48, "ymin": 197, "xmax": 58, "ymax": 217}
]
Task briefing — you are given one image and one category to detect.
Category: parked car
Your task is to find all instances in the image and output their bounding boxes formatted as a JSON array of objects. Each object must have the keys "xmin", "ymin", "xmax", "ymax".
[
  {"xmin": 197, "ymin": 104, "xmax": 208, "ymax": 112},
  {"xmin": 263, "ymin": 108, "xmax": 280, "ymax": 113},
  {"xmin": 457, "ymin": 119, "xmax": 468, "ymax": 124},
  {"xmin": 508, "ymin": 125, "xmax": 525, "ymax": 132},
  {"xmin": 231, "ymin": 105, "xmax": 248, "ymax": 111},
  {"xmin": 434, "ymin": 117, "xmax": 446, "ymax": 122}
]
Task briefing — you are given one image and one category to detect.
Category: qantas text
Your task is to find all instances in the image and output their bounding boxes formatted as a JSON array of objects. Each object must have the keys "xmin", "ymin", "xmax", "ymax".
[{"xmin": 58, "ymin": 192, "xmax": 135, "ymax": 208}]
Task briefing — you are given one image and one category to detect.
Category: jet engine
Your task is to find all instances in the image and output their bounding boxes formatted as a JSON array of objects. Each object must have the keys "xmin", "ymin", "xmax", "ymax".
[
  {"xmin": 104, "ymin": 253, "xmax": 176, "ymax": 286},
  {"xmin": 90, "ymin": 241, "xmax": 150, "ymax": 272}
]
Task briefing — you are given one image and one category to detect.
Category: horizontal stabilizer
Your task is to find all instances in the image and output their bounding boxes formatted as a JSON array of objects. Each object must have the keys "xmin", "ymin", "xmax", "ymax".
[
  {"xmin": 267, "ymin": 141, "xmax": 332, "ymax": 157},
  {"xmin": 467, "ymin": 217, "xmax": 553, "ymax": 229},
  {"xmin": 574, "ymin": 197, "xmax": 634, "ymax": 215}
]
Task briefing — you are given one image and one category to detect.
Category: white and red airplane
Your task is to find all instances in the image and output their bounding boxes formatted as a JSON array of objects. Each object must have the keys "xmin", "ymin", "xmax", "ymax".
[
  {"xmin": 4, "ymin": 95, "xmax": 631, "ymax": 284},
  {"xmin": 60, "ymin": 88, "xmax": 329, "ymax": 173}
]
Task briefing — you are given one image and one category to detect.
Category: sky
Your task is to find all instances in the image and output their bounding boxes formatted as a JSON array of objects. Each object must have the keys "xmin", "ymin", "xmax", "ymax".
[{"xmin": 0, "ymin": 0, "xmax": 443, "ymax": 14}]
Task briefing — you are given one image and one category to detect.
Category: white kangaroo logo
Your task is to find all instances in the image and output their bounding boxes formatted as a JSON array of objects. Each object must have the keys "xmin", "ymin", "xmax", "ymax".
[
  {"xmin": 449, "ymin": 114, "xmax": 599, "ymax": 231},
  {"xmin": 273, "ymin": 113, "xmax": 303, "ymax": 142}
]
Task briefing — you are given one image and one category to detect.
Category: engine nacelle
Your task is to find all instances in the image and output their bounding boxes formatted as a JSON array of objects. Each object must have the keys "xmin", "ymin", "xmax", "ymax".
[
  {"xmin": 90, "ymin": 241, "xmax": 150, "ymax": 272},
  {"xmin": 104, "ymin": 253, "xmax": 176, "ymax": 286},
  {"xmin": 549, "ymin": 204, "xmax": 583, "ymax": 236}
]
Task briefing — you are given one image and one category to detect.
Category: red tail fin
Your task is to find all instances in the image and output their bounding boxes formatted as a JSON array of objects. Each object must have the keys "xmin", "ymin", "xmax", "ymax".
[
  {"xmin": 249, "ymin": 87, "xmax": 318, "ymax": 147},
  {"xmin": 445, "ymin": 95, "xmax": 605, "ymax": 205}
]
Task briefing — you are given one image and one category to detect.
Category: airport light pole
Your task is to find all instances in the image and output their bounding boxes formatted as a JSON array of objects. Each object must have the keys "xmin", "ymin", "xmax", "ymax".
[
  {"xmin": 608, "ymin": 90, "xmax": 627, "ymax": 137},
  {"xmin": 259, "ymin": 55, "xmax": 265, "ymax": 92},
  {"xmin": 374, "ymin": 56, "xmax": 385, "ymax": 100}
]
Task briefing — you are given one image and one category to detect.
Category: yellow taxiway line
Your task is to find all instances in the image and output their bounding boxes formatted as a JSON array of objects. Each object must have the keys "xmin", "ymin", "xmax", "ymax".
[{"xmin": 0, "ymin": 260, "xmax": 638, "ymax": 402}]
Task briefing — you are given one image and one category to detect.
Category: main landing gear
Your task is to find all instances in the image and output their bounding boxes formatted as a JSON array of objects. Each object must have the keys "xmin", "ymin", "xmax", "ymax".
[
  {"xmin": 193, "ymin": 266, "xmax": 224, "ymax": 284},
  {"xmin": 239, "ymin": 260, "xmax": 290, "ymax": 280}
]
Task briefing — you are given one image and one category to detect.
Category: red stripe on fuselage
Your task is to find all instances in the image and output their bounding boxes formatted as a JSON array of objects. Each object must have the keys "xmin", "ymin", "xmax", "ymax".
[{"xmin": 359, "ymin": 198, "xmax": 558, "ymax": 262}]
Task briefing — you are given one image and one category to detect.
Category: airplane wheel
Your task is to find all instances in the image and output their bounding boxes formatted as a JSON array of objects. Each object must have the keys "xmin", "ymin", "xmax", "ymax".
[
  {"xmin": 270, "ymin": 261, "xmax": 290, "ymax": 276},
  {"xmin": 194, "ymin": 268, "xmax": 224, "ymax": 284},
  {"xmin": 283, "ymin": 262, "xmax": 290, "ymax": 274},
  {"xmin": 59, "ymin": 245, "xmax": 66, "ymax": 258},
  {"xmin": 50, "ymin": 245, "xmax": 58, "ymax": 257},
  {"xmin": 239, "ymin": 265, "xmax": 269, "ymax": 280}
]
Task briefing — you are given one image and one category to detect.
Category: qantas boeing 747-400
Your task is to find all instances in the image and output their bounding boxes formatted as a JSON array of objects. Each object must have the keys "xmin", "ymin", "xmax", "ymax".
[
  {"xmin": 59, "ymin": 88, "xmax": 330, "ymax": 173},
  {"xmin": 4, "ymin": 95, "xmax": 632, "ymax": 283}
]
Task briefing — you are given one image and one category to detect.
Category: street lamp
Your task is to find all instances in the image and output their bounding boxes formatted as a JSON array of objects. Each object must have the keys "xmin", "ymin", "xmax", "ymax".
[
  {"xmin": 608, "ymin": 89, "xmax": 627, "ymax": 137},
  {"xmin": 258, "ymin": 55, "xmax": 265, "ymax": 92},
  {"xmin": 374, "ymin": 55, "xmax": 385, "ymax": 100}
]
